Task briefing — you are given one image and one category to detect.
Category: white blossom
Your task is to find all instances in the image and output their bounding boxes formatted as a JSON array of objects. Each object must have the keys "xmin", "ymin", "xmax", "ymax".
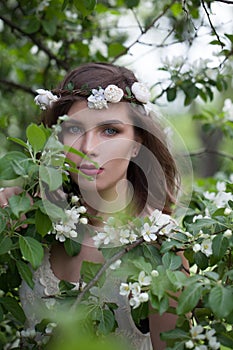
[
  {"xmin": 223, "ymin": 229, "xmax": 232, "ymax": 238},
  {"xmin": 109, "ymin": 259, "xmax": 122, "ymax": 270},
  {"xmin": 80, "ymin": 217, "xmax": 88, "ymax": 225},
  {"xmin": 190, "ymin": 325, "xmax": 205, "ymax": 340},
  {"xmin": 34, "ymin": 89, "xmax": 58, "ymax": 110},
  {"xmin": 119, "ymin": 229, "xmax": 130, "ymax": 244},
  {"xmin": 201, "ymin": 239, "xmax": 213, "ymax": 257},
  {"xmin": 138, "ymin": 292, "xmax": 149, "ymax": 302},
  {"xmin": 195, "ymin": 346, "xmax": 207, "ymax": 350},
  {"xmin": 151, "ymin": 269, "xmax": 159, "ymax": 277},
  {"xmin": 45, "ymin": 322, "xmax": 57, "ymax": 335},
  {"xmin": 138, "ymin": 271, "xmax": 152, "ymax": 286},
  {"xmin": 193, "ymin": 243, "xmax": 201, "ymax": 253},
  {"xmin": 71, "ymin": 195, "xmax": 80, "ymax": 204},
  {"xmin": 185, "ymin": 340, "xmax": 194, "ymax": 349},
  {"xmin": 129, "ymin": 296, "xmax": 141, "ymax": 309},
  {"xmin": 50, "ymin": 205, "xmax": 88, "ymax": 242},
  {"xmin": 131, "ymin": 82, "xmax": 151, "ymax": 103},
  {"xmin": 224, "ymin": 208, "xmax": 232, "ymax": 215},
  {"xmin": 208, "ymin": 337, "xmax": 220, "ymax": 349},
  {"xmin": 131, "ymin": 282, "xmax": 141, "ymax": 296},
  {"xmin": 141, "ymin": 222, "xmax": 157, "ymax": 242},
  {"xmin": 119, "ymin": 283, "xmax": 131, "ymax": 297},
  {"xmin": 104, "ymin": 84, "xmax": 124, "ymax": 103}
]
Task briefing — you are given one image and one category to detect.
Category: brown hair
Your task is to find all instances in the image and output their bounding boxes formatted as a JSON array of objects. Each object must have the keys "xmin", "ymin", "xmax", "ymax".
[{"xmin": 41, "ymin": 62, "xmax": 179, "ymax": 215}]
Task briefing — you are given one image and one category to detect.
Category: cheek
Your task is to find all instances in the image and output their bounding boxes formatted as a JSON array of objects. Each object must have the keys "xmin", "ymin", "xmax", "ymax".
[{"xmin": 100, "ymin": 140, "xmax": 134, "ymax": 160}]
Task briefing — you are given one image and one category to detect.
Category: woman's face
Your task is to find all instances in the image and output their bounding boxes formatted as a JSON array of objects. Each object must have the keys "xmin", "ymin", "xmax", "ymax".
[{"xmin": 61, "ymin": 101, "xmax": 141, "ymax": 201}]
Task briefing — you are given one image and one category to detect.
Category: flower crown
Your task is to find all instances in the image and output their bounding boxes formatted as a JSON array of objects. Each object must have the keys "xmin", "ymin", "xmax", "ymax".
[{"xmin": 34, "ymin": 82, "xmax": 151, "ymax": 111}]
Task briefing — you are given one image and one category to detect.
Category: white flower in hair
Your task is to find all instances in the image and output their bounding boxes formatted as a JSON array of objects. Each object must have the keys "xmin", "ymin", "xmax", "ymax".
[
  {"xmin": 34, "ymin": 89, "xmax": 58, "ymax": 110},
  {"xmin": 87, "ymin": 88, "xmax": 108, "ymax": 109},
  {"xmin": 104, "ymin": 84, "xmax": 124, "ymax": 103},
  {"xmin": 131, "ymin": 82, "xmax": 150, "ymax": 103}
]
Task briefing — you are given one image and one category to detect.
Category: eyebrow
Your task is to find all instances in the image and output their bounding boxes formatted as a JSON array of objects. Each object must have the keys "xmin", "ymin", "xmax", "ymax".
[{"xmin": 63, "ymin": 119, "xmax": 125, "ymax": 126}]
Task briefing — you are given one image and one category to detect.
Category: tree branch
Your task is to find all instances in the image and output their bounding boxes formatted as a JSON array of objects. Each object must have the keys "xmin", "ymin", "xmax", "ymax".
[
  {"xmin": 71, "ymin": 237, "xmax": 144, "ymax": 310},
  {"xmin": 0, "ymin": 15, "xmax": 68, "ymax": 71},
  {"xmin": 215, "ymin": 0, "xmax": 233, "ymax": 4},
  {"xmin": 184, "ymin": 148, "xmax": 233, "ymax": 160},
  {"xmin": 111, "ymin": 0, "xmax": 177, "ymax": 63},
  {"xmin": 0, "ymin": 79, "xmax": 36, "ymax": 96},
  {"xmin": 200, "ymin": 0, "xmax": 224, "ymax": 48}
]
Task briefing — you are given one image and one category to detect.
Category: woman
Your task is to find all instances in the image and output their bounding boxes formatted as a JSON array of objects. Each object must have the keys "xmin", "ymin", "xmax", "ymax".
[{"xmin": 0, "ymin": 62, "xmax": 180, "ymax": 349}]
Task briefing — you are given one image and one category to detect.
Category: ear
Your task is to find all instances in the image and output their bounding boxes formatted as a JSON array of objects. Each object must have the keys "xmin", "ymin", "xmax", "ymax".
[{"xmin": 131, "ymin": 138, "xmax": 142, "ymax": 158}]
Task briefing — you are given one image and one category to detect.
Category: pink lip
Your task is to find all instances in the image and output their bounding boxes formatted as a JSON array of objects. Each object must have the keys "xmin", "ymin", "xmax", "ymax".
[{"xmin": 78, "ymin": 164, "xmax": 104, "ymax": 176}]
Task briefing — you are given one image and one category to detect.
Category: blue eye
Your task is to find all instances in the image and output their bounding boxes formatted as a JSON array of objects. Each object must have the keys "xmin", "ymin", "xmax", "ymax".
[
  {"xmin": 68, "ymin": 126, "xmax": 84, "ymax": 134},
  {"xmin": 104, "ymin": 128, "xmax": 118, "ymax": 136}
]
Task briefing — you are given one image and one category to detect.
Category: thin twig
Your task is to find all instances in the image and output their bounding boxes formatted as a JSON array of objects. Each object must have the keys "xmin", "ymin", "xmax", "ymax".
[
  {"xmin": 111, "ymin": 0, "xmax": 177, "ymax": 63},
  {"xmin": 0, "ymin": 79, "xmax": 36, "ymax": 96},
  {"xmin": 200, "ymin": 0, "xmax": 224, "ymax": 48},
  {"xmin": 184, "ymin": 148, "xmax": 233, "ymax": 160}
]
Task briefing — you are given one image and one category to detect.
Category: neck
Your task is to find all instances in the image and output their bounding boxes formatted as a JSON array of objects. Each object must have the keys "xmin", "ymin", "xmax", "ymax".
[{"xmin": 81, "ymin": 181, "xmax": 134, "ymax": 224}]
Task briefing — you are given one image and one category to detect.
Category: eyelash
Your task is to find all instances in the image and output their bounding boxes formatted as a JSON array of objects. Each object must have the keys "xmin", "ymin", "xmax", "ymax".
[
  {"xmin": 63, "ymin": 126, "xmax": 120, "ymax": 136},
  {"xmin": 102, "ymin": 127, "xmax": 119, "ymax": 136}
]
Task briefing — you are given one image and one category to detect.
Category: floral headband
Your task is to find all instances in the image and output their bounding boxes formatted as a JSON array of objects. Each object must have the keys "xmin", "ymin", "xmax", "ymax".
[{"xmin": 34, "ymin": 82, "xmax": 151, "ymax": 111}]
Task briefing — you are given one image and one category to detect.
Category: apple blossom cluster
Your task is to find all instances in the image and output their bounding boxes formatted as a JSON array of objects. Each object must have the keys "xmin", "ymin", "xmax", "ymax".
[
  {"xmin": 34, "ymin": 82, "xmax": 151, "ymax": 111},
  {"xmin": 119, "ymin": 270, "xmax": 158, "ymax": 309},
  {"xmin": 203, "ymin": 181, "xmax": 233, "ymax": 210},
  {"xmin": 48, "ymin": 196, "xmax": 88, "ymax": 242},
  {"xmin": 185, "ymin": 325, "xmax": 220, "ymax": 350},
  {"xmin": 92, "ymin": 209, "xmax": 177, "ymax": 247}
]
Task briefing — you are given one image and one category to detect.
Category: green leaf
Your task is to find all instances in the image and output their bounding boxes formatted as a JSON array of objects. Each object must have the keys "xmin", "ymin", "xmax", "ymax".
[
  {"xmin": 161, "ymin": 328, "xmax": 189, "ymax": 340},
  {"xmin": 16, "ymin": 260, "xmax": 34, "ymax": 289},
  {"xmin": 80, "ymin": 261, "xmax": 104, "ymax": 286},
  {"xmin": 166, "ymin": 87, "xmax": 177, "ymax": 102},
  {"xmin": 143, "ymin": 244, "xmax": 162, "ymax": 266},
  {"xmin": 73, "ymin": 0, "xmax": 96, "ymax": 16},
  {"xmin": 0, "ymin": 152, "xmax": 28, "ymax": 180},
  {"xmin": 177, "ymin": 283, "xmax": 203, "ymax": 315},
  {"xmin": 158, "ymin": 295, "xmax": 169, "ymax": 315},
  {"xmin": 9, "ymin": 194, "xmax": 31, "ymax": 218},
  {"xmin": 22, "ymin": 17, "xmax": 40, "ymax": 34},
  {"xmin": 162, "ymin": 252, "xmax": 182, "ymax": 270},
  {"xmin": 42, "ymin": 19, "xmax": 57, "ymax": 36},
  {"xmin": 151, "ymin": 267, "xmax": 174, "ymax": 300},
  {"xmin": 108, "ymin": 43, "xmax": 125, "ymax": 57},
  {"xmin": 19, "ymin": 236, "xmax": 44, "ymax": 270},
  {"xmin": 35, "ymin": 209, "xmax": 52, "ymax": 237},
  {"xmin": 26, "ymin": 124, "xmax": 47, "ymax": 153},
  {"xmin": 125, "ymin": 0, "xmax": 140, "ymax": 8},
  {"xmin": 0, "ymin": 213, "xmax": 7, "ymax": 234},
  {"xmin": 64, "ymin": 239, "xmax": 82, "ymax": 257},
  {"xmin": 212, "ymin": 234, "xmax": 229, "ymax": 259},
  {"xmin": 194, "ymin": 251, "xmax": 209, "ymax": 270},
  {"xmin": 59, "ymin": 280, "xmax": 75, "ymax": 293},
  {"xmin": 0, "ymin": 235, "xmax": 12, "ymax": 255},
  {"xmin": 39, "ymin": 199, "xmax": 67, "ymax": 221},
  {"xmin": 7, "ymin": 137, "xmax": 29, "ymax": 149},
  {"xmin": 0, "ymin": 296, "xmax": 26, "ymax": 324},
  {"xmin": 96, "ymin": 309, "xmax": 115, "ymax": 334},
  {"xmin": 166, "ymin": 270, "xmax": 188, "ymax": 289},
  {"xmin": 130, "ymin": 256, "xmax": 152, "ymax": 274},
  {"xmin": 209, "ymin": 285, "xmax": 233, "ymax": 318},
  {"xmin": 39, "ymin": 165, "xmax": 63, "ymax": 191}
]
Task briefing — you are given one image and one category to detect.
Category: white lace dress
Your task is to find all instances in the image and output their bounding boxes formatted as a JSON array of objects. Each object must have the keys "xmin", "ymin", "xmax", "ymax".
[{"xmin": 20, "ymin": 249, "xmax": 153, "ymax": 350}]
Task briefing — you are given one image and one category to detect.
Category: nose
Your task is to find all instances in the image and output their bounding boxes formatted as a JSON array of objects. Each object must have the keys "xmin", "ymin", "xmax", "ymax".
[{"xmin": 80, "ymin": 131, "xmax": 98, "ymax": 156}]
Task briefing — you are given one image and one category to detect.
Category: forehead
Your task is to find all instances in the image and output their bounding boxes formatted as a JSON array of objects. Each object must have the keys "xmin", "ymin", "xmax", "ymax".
[{"xmin": 67, "ymin": 101, "xmax": 133, "ymax": 126}]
